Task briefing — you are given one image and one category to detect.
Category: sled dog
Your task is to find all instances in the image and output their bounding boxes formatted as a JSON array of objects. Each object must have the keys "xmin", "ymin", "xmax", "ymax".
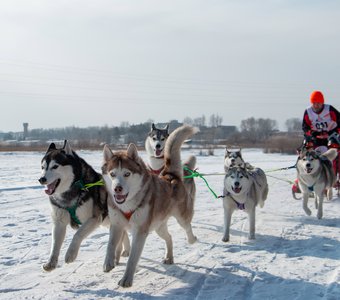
[
  {"xmin": 145, "ymin": 123, "xmax": 169, "ymax": 174},
  {"xmin": 224, "ymin": 148, "xmax": 244, "ymax": 172},
  {"xmin": 296, "ymin": 148, "xmax": 337, "ymax": 219},
  {"xmin": 222, "ymin": 164, "xmax": 268, "ymax": 241},
  {"xmin": 145, "ymin": 122, "xmax": 197, "ymax": 206},
  {"xmin": 102, "ymin": 125, "xmax": 198, "ymax": 287},
  {"xmin": 38, "ymin": 140, "xmax": 130, "ymax": 271}
]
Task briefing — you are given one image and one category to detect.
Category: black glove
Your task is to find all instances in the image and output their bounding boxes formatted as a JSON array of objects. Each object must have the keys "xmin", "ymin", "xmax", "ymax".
[{"xmin": 328, "ymin": 132, "xmax": 340, "ymax": 145}]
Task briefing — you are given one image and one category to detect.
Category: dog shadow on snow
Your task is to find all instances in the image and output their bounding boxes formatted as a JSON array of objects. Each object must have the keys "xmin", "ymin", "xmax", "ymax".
[{"xmin": 64, "ymin": 256, "xmax": 339, "ymax": 299}]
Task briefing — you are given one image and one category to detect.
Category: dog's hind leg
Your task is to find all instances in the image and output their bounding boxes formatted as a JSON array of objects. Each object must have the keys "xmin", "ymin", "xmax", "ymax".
[
  {"xmin": 174, "ymin": 215, "xmax": 197, "ymax": 244},
  {"xmin": 43, "ymin": 221, "xmax": 67, "ymax": 271},
  {"xmin": 155, "ymin": 223, "xmax": 174, "ymax": 264},
  {"xmin": 302, "ymin": 193, "xmax": 312, "ymax": 216},
  {"xmin": 65, "ymin": 217, "xmax": 101, "ymax": 264},
  {"xmin": 121, "ymin": 231, "xmax": 130, "ymax": 257}
]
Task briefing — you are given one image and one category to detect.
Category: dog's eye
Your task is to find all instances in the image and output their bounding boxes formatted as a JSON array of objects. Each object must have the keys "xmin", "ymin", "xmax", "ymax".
[
  {"xmin": 110, "ymin": 172, "xmax": 116, "ymax": 178},
  {"xmin": 124, "ymin": 172, "xmax": 131, "ymax": 177},
  {"xmin": 52, "ymin": 165, "xmax": 59, "ymax": 169},
  {"xmin": 161, "ymin": 137, "xmax": 165, "ymax": 141},
  {"xmin": 153, "ymin": 137, "xmax": 157, "ymax": 141}
]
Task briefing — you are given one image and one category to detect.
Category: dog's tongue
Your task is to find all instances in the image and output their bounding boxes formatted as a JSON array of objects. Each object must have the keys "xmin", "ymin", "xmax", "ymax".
[
  {"xmin": 233, "ymin": 187, "xmax": 242, "ymax": 194},
  {"xmin": 45, "ymin": 180, "xmax": 57, "ymax": 195},
  {"xmin": 115, "ymin": 194, "xmax": 126, "ymax": 201},
  {"xmin": 155, "ymin": 149, "xmax": 162, "ymax": 157}
]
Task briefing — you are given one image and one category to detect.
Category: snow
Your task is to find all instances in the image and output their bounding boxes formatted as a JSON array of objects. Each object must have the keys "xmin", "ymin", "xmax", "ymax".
[{"xmin": 1, "ymin": 148, "xmax": 339, "ymax": 300}]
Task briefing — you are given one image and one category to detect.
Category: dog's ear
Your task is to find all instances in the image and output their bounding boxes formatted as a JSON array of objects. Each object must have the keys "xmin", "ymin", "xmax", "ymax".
[
  {"xmin": 152, "ymin": 123, "xmax": 156, "ymax": 130},
  {"xmin": 127, "ymin": 143, "xmax": 139, "ymax": 160},
  {"xmin": 103, "ymin": 144, "xmax": 113, "ymax": 162},
  {"xmin": 164, "ymin": 124, "xmax": 169, "ymax": 131},
  {"xmin": 63, "ymin": 140, "xmax": 73, "ymax": 156},
  {"xmin": 47, "ymin": 142, "xmax": 56, "ymax": 152}
]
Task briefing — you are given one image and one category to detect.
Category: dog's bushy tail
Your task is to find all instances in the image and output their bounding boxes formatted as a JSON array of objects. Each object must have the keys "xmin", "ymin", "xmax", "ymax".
[{"xmin": 162, "ymin": 125, "xmax": 198, "ymax": 180}]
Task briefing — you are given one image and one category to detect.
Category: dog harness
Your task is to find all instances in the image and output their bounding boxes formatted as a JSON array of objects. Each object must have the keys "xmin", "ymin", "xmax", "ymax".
[{"xmin": 223, "ymin": 191, "xmax": 246, "ymax": 210}]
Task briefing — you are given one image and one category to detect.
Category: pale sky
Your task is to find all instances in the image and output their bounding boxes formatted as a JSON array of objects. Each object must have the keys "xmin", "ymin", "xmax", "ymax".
[{"xmin": 1, "ymin": 0, "xmax": 340, "ymax": 132}]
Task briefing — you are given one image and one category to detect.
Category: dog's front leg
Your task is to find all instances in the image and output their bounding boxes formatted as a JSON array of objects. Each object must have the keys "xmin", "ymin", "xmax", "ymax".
[
  {"xmin": 118, "ymin": 230, "xmax": 148, "ymax": 287},
  {"xmin": 248, "ymin": 208, "xmax": 256, "ymax": 240},
  {"xmin": 43, "ymin": 221, "xmax": 67, "ymax": 271},
  {"xmin": 316, "ymin": 194, "xmax": 323, "ymax": 219},
  {"xmin": 103, "ymin": 224, "xmax": 124, "ymax": 272},
  {"xmin": 222, "ymin": 201, "xmax": 233, "ymax": 242},
  {"xmin": 302, "ymin": 193, "xmax": 311, "ymax": 216},
  {"xmin": 65, "ymin": 217, "xmax": 101, "ymax": 264}
]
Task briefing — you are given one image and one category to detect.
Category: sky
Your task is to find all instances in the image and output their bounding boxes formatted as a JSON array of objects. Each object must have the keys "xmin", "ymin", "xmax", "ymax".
[{"xmin": 1, "ymin": 0, "xmax": 340, "ymax": 133}]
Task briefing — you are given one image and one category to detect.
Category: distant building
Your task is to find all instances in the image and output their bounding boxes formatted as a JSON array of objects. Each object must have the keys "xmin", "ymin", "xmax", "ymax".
[{"xmin": 23, "ymin": 123, "xmax": 29, "ymax": 140}]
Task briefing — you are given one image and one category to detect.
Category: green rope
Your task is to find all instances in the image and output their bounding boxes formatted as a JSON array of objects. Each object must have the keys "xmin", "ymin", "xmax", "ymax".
[
  {"xmin": 74, "ymin": 178, "xmax": 105, "ymax": 191},
  {"xmin": 183, "ymin": 166, "xmax": 219, "ymax": 199}
]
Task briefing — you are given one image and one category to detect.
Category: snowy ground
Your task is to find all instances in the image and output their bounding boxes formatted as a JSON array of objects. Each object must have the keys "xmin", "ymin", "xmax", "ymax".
[{"xmin": 0, "ymin": 148, "xmax": 339, "ymax": 300}]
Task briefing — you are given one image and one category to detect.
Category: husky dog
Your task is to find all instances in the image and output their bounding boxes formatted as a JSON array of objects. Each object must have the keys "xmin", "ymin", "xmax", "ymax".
[
  {"xmin": 296, "ymin": 148, "xmax": 337, "ymax": 219},
  {"xmin": 145, "ymin": 123, "xmax": 197, "ymax": 204},
  {"xmin": 224, "ymin": 148, "xmax": 244, "ymax": 172},
  {"xmin": 102, "ymin": 125, "xmax": 198, "ymax": 287},
  {"xmin": 145, "ymin": 123, "xmax": 170, "ymax": 174},
  {"xmin": 222, "ymin": 164, "xmax": 268, "ymax": 242},
  {"xmin": 38, "ymin": 140, "xmax": 130, "ymax": 271}
]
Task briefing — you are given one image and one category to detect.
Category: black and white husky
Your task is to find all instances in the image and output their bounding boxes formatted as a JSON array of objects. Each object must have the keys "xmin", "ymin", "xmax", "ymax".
[
  {"xmin": 296, "ymin": 148, "xmax": 337, "ymax": 219},
  {"xmin": 38, "ymin": 140, "xmax": 129, "ymax": 271},
  {"xmin": 145, "ymin": 123, "xmax": 170, "ymax": 174},
  {"xmin": 222, "ymin": 164, "xmax": 268, "ymax": 241},
  {"xmin": 224, "ymin": 148, "xmax": 244, "ymax": 172}
]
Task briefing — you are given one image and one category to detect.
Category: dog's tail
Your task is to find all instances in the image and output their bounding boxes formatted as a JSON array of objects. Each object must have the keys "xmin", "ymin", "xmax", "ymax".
[{"xmin": 162, "ymin": 125, "xmax": 199, "ymax": 180}]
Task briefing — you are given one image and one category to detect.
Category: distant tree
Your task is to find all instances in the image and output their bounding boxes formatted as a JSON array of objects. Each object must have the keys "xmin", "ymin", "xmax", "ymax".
[
  {"xmin": 240, "ymin": 117, "xmax": 277, "ymax": 142},
  {"xmin": 209, "ymin": 114, "xmax": 223, "ymax": 127},
  {"xmin": 183, "ymin": 117, "xmax": 193, "ymax": 125},
  {"xmin": 285, "ymin": 118, "xmax": 302, "ymax": 132}
]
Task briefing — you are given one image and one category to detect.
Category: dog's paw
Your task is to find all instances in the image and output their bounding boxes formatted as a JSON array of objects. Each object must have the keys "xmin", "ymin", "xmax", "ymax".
[
  {"xmin": 317, "ymin": 211, "xmax": 323, "ymax": 219},
  {"xmin": 65, "ymin": 248, "xmax": 78, "ymax": 264},
  {"xmin": 222, "ymin": 236, "xmax": 229, "ymax": 242},
  {"xmin": 248, "ymin": 234, "xmax": 255, "ymax": 240},
  {"xmin": 303, "ymin": 207, "xmax": 312, "ymax": 216},
  {"xmin": 42, "ymin": 260, "xmax": 57, "ymax": 271},
  {"xmin": 121, "ymin": 249, "xmax": 130, "ymax": 257},
  {"xmin": 118, "ymin": 275, "xmax": 133, "ymax": 288},
  {"xmin": 103, "ymin": 260, "xmax": 115, "ymax": 273},
  {"xmin": 188, "ymin": 235, "xmax": 197, "ymax": 244},
  {"xmin": 162, "ymin": 256, "xmax": 174, "ymax": 264}
]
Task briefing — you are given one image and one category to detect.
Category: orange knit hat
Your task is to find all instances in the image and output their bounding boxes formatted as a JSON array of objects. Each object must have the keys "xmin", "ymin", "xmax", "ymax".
[{"xmin": 310, "ymin": 91, "xmax": 324, "ymax": 104}]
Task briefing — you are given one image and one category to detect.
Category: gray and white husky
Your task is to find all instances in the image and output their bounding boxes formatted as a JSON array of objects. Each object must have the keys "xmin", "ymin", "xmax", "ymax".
[
  {"xmin": 102, "ymin": 125, "xmax": 198, "ymax": 287},
  {"xmin": 38, "ymin": 140, "xmax": 130, "ymax": 271},
  {"xmin": 222, "ymin": 164, "xmax": 268, "ymax": 242},
  {"xmin": 145, "ymin": 123, "xmax": 170, "ymax": 174},
  {"xmin": 224, "ymin": 148, "xmax": 244, "ymax": 172},
  {"xmin": 296, "ymin": 148, "xmax": 337, "ymax": 219}
]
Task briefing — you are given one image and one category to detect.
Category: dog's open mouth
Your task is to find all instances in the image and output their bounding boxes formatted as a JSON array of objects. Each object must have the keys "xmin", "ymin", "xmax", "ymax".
[
  {"xmin": 305, "ymin": 167, "xmax": 313, "ymax": 174},
  {"xmin": 232, "ymin": 186, "xmax": 242, "ymax": 194},
  {"xmin": 114, "ymin": 193, "xmax": 128, "ymax": 204},
  {"xmin": 155, "ymin": 149, "xmax": 163, "ymax": 157},
  {"xmin": 45, "ymin": 179, "xmax": 60, "ymax": 195}
]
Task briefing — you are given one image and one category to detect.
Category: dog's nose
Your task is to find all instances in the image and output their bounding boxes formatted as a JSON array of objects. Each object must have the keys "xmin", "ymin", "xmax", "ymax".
[
  {"xmin": 155, "ymin": 144, "xmax": 161, "ymax": 149},
  {"xmin": 306, "ymin": 163, "xmax": 311, "ymax": 168},
  {"xmin": 231, "ymin": 158, "xmax": 235, "ymax": 163},
  {"xmin": 114, "ymin": 185, "xmax": 123, "ymax": 193},
  {"xmin": 234, "ymin": 181, "xmax": 240, "ymax": 187},
  {"xmin": 39, "ymin": 177, "xmax": 46, "ymax": 184}
]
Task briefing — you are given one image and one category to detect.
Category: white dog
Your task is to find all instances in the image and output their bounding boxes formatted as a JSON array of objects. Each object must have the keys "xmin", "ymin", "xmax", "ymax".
[{"xmin": 222, "ymin": 164, "xmax": 268, "ymax": 241}]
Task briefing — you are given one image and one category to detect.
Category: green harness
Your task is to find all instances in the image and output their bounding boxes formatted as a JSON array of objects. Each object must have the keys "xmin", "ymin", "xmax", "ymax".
[{"xmin": 67, "ymin": 179, "xmax": 105, "ymax": 225}]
